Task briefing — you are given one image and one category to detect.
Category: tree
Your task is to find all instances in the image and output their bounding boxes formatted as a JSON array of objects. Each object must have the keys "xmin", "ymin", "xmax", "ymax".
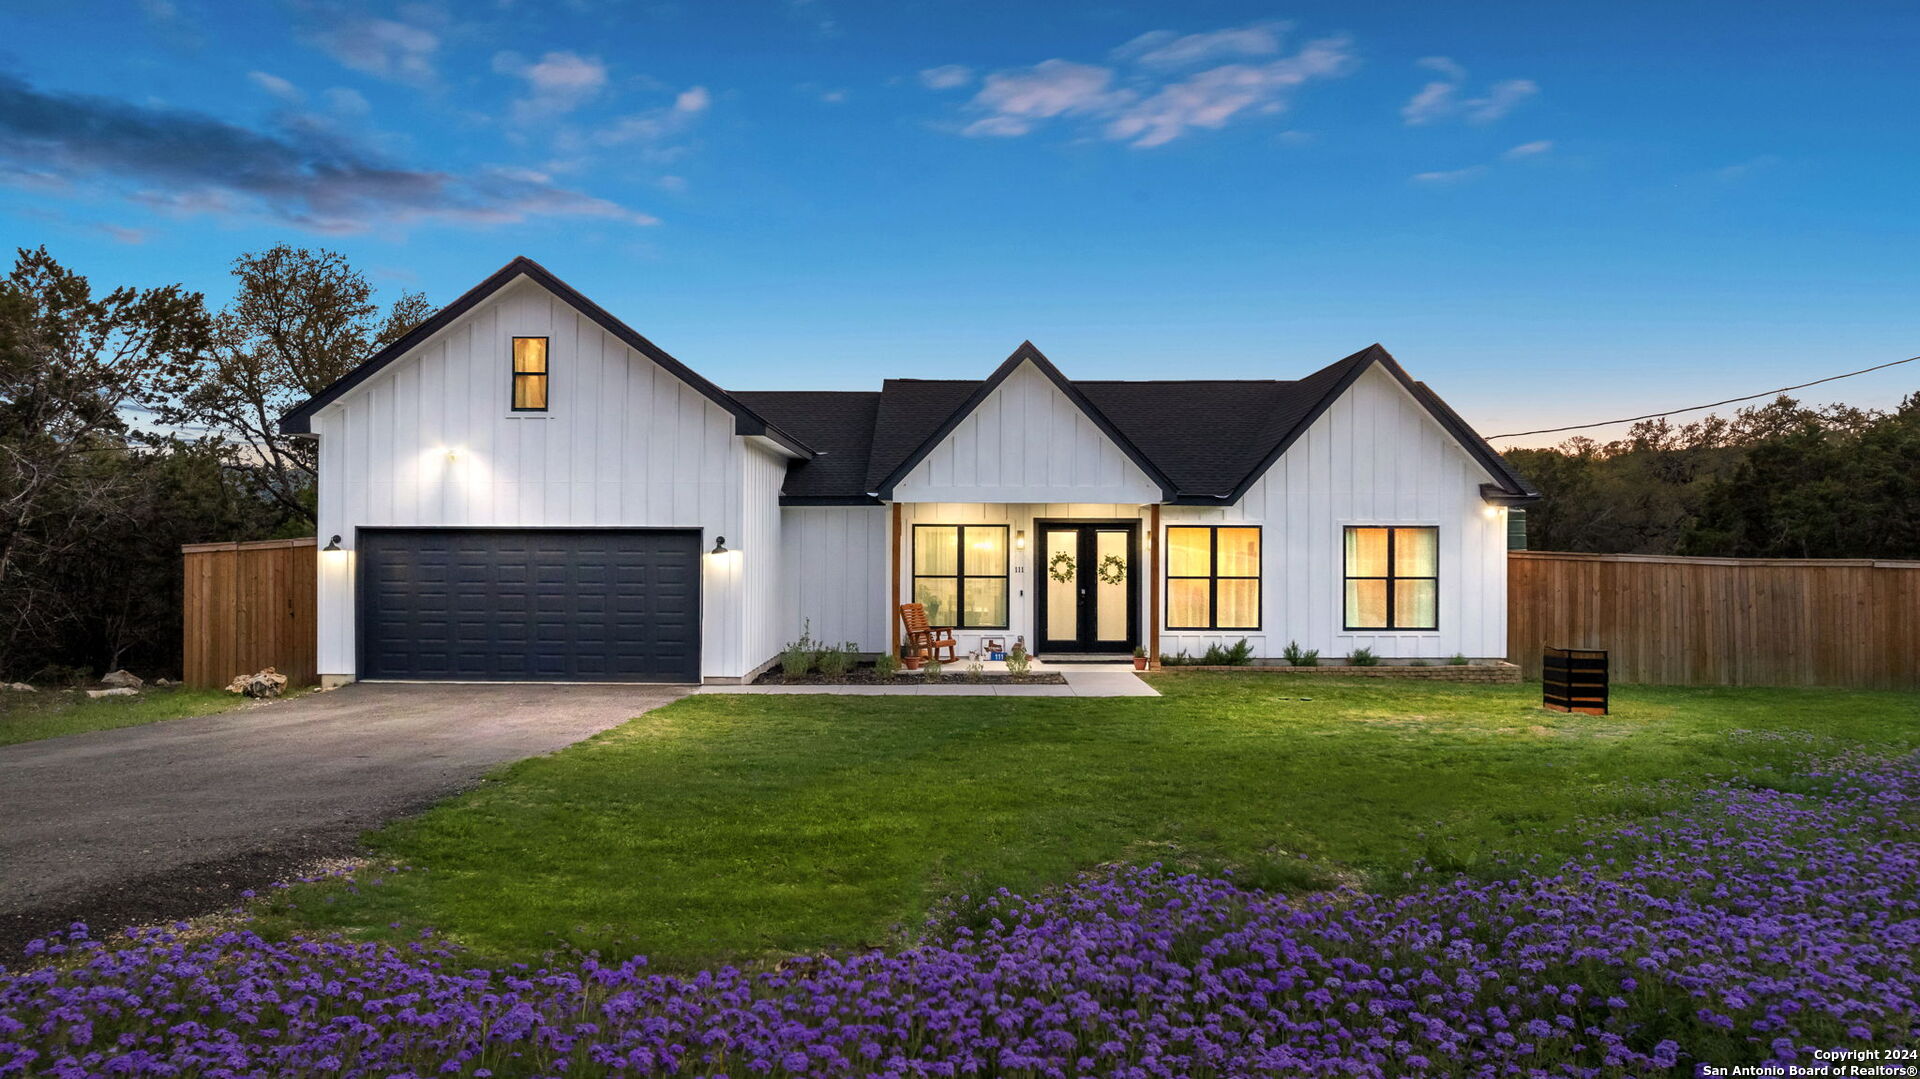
[
  {"xmin": 167, "ymin": 245, "xmax": 428, "ymax": 523},
  {"xmin": 0, "ymin": 247, "xmax": 212, "ymax": 674},
  {"xmin": 1510, "ymin": 393, "xmax": 1920, "ymax": 560}
]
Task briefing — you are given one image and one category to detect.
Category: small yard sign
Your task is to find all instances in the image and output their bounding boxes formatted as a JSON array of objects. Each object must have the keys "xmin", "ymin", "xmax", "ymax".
[{"xmin": 1542, "ymin": 646, "xmax": 1608, "ymax": 714}]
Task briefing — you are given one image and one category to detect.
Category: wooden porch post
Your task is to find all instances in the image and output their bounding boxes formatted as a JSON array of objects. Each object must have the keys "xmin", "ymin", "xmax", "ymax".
[
  {"xmin": 1148, "ymin": 503, "xmax": 1161, "ymax": 668},
  {"xmin": 889, "ymin": 502, "xmax": 902, "ymax": 657}
]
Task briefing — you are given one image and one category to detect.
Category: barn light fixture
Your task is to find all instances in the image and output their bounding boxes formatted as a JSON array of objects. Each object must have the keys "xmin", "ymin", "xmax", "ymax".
[
  {"xmin": 323, "ymin": 535, "xmax": 342, "ymax": 551},
  {"xmin": 710, "ymin": 536, "xmax": 728, "ymax": 555}
]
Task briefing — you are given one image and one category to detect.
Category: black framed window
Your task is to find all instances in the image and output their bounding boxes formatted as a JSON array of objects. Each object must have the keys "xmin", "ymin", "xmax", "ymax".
[
  {"xmin": 512, "ymin": 337, "xmax": 548, "ymax": 411},
  {"xmin": 1165, "ymin": 526, "xmax": 1261, "ymax": 629},
  {"xmin": 912, "ymin": 525, "xmax": 1008, "ymax": 628},
  {"xmin": 1344, "ymin": 526, "xmax": 1438, "ymax": 630}
]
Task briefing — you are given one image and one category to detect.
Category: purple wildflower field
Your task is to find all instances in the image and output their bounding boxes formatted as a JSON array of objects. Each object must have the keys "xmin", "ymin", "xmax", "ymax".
[{"xmin": 2, "ymin": 747, "xmax": 1916, "ymax": 1078}]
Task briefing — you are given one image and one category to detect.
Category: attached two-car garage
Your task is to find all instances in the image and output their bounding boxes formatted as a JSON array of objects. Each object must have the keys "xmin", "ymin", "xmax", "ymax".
[{"xmin": 356, "ymin": 529, "xmax": 701, "ymax": 683}]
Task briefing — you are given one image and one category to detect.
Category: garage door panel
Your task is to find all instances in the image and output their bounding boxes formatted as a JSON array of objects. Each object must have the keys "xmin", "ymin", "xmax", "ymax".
[{"xmin": 358, "ymin": 529, "xmax": 700, "ymax": 683}]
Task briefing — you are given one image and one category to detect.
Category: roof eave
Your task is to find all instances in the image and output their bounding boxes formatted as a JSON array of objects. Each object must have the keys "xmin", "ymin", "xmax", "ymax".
[
  {"xmin": 1223, "ymin": 344, "xmax": 1537, "ymax": 503},
  {"xmin": 277, "ymin": 256, "xmax": 815, "ymax": 458}
]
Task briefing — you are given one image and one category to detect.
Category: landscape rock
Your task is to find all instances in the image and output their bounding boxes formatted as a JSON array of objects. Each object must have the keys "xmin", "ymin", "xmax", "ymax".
[
  {"xmin": 100, "ymin": 669, "xmax": 144, "ymax": 689},
  {"xmin": 4, "ymin": 682, "xmax": 35, "ymax": 692},
  {"xmin": 87, "ymin": 687, "xmax": 138, "ymax": 698},
  {"xmin": 225, "ymin": 667, "xmax": 287, "ymax": 699},
  {"xmin": 154, "ymin": 677, "xmax": 176, "ymax": 687}
]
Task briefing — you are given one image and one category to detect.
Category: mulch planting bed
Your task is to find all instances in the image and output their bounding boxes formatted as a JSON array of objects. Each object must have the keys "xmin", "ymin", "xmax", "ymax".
[{"xmin": 752, "ymin": 669, "xmax": 1066, "ymax": 686}]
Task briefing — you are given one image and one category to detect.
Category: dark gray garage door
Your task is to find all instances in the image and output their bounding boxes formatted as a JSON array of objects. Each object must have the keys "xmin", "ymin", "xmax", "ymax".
[{"xmin": 357, "ymin": 529, "xmax": 700, "ymax": 683}]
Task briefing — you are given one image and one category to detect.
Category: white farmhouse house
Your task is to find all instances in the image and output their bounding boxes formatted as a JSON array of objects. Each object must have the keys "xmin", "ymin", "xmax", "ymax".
[{"xmin": 281, "ymin": 257, "xmax": 1537, "ymax": 686}]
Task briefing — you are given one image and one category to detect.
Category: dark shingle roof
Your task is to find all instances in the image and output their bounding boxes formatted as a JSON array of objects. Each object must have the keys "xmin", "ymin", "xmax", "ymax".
[
  {"xmin": 733, "ymin": 343, "xmax": 1536, "ymax": 505},
  {"xmin": 730, "ymin": 391, "xmax": 880, "ymax": 502},
  {"xmin": 864, "ymin": 379, "xmax": 983, "ymax": 493}
]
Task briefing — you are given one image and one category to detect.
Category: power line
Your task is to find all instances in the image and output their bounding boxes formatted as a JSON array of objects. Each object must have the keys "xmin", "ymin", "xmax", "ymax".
[{"xmin": 1488, "ymin": 354, "xmax": 1920, "ymax": 441}]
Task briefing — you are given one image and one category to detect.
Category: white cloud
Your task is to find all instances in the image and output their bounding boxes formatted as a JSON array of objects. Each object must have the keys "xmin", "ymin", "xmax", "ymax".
[
  {"xmin": 1503, "ymin": 139, "xmax": 1553, "ymax": 159},
  {"xmin": 1467, "ymin": 79, "xmax": 1538, "ymax": 122},
  {"xmin": 1116, "ymin": 20, "xmax": 1287, "ymax": 69},
  {"xmin": 1401, "ymin": 58, "xmax": 1537, "ymax": 125},
  {"xmin": 962, "ymin": 60, "xmax": 1119, "ymax": 138},
  {"xmin": 1106, "ymin": 37, "xmax": 1350, "ymax": 147},
  {"xmin": 592, "ymin": 85, "xmax": 711, "ymax": 146},
  {"xmin": 1715, "ymin": 154, "xmax": 1778, "ymax": 181},
  {"xmin": 248, "ymin": 71, "xmax": 304, "ymax": 104},
  {"xmin": 949, "ymin": 28, "xmax": 1352, "ymax": 148},
  {"xmin": 1410, "ymin": 165, "xmax": 1487, "ymax": 183},
  {"xmin": 675, "ymin": 86, "xmax": 710, "ymax": 113},
  {"xmin": 919, "ymin": 64, "xmax": 974, "ymax": 90},
  {"xmin": 306, "ymin": 15, "xmax": 440, "ymax": 87},
  {"xmin": 1415, "ymin": 55, "xmax": 1466, "ymax": 82},
  {"xmin": 493, "ymin": 50, "xmax": 608, "ymax": 123},
  {"xmin": 323, "ymin": 87, "xmax": 370, "ymax": 117}
]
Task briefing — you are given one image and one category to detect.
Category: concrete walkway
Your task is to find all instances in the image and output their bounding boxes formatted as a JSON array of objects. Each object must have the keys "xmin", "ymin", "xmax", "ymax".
[{"xmin": 698, "ymin": 662, "xmax": 1159, "ymax": 698}]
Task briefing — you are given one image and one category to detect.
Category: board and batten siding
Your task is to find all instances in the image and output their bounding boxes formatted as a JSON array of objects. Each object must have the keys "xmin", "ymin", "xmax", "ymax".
[
  {"xmin": 735, "ymin": 443, "xmax": 788, "ymax": 676},
  {"xmin": 781, "ymin": 507, "xmax": 890, "ymax": 652},
  {"xmin": 893, "ymin": 361, "xmax": 1162, "ymax": 505},
  {"xmin": 1161, "ymin": 363, "xmax": 1508, "ymax": 661},
  {"xmin": 312, "ymin": 277, "xmax": 774, "ymax": 681}
]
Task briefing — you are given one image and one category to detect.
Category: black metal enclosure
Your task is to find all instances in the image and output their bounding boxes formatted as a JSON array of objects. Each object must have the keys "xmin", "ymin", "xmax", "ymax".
[
  {"xmin": 356, "ymin": 528, "xmax": 701, "ymax": 683},
  {"xmin": 1542, "ymin": 646, "xmax": 1608, "ymax": 714}
]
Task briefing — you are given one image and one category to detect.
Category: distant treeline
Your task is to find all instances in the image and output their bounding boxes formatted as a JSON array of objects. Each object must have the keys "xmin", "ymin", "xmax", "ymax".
[
  {"xmin": 0, "ymin": 245, "xmax": 424, "ymax": 680},
  {"xmin": 1504, "ymin": 394, "xmax": 1919, "ymax": 560}
]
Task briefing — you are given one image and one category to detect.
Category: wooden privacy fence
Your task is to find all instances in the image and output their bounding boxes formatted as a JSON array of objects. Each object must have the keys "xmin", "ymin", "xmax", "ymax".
[
  {"xmin": 1508, "ymin": 550, "xmax": 1920, "ymax": 690},
  {"xmin": 182, "ymin": 538, "xmax": 317, "ymax": 689}
]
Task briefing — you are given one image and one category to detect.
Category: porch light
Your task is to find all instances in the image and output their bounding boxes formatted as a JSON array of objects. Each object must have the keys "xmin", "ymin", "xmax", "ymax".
[
  {"xmin": 710, "ymin": 536, "xmax": 728, "ymax": 555},
  {"xmin": 323, "ymin": 535, "xmax": 342, "ymax": 551},
  {"xmin": 1015, "ymin": 529, "xmax": 1026, "ymax": 550}
]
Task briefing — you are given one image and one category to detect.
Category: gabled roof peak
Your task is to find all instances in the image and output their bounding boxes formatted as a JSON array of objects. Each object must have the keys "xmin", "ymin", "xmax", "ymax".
[{"xmin": 278, "ymin": 257, "xmax": 814, "ymax": 457}]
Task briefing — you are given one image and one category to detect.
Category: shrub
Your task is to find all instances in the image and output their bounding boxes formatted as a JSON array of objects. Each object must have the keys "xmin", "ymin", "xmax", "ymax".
[
  {"xmin": 1199, "ymin": 638, "xmax": 1255, "ymax": 666},
  {"xmin": 1158, "ymin": 650, "xmax": 1192, "ymax": 667},
  {"xmin": 1347, "ymin": 646, "xmax": 1380, "ymax": 666},
  {"xmin": 872, "ymin": 652, "xmax": 900, "ymax": 678},
  {"xmin": 922, "ymin": 656, "xmax": 943, "ymax": 680},
  {"xmin": 780, "ymin": 621, "xmax": 817, "ymax": 677},
  {"xmin": 1004, "ymin": 647, "xmax": 1031, "ymax": 676},
  {"xmin": 965, "ymin": 660, "xmax": 985, "ymax": 682},
  {"xmin": 816, "ymin": 642, "xmax": 854, "ymax": 678},
  {"xmin": 1448, "ymin": 652, "xmax": 1470, "ymax": 666},
  {"xmin": 1281, "ymin": 640, "xmax": 1319, "ymax": 667}
]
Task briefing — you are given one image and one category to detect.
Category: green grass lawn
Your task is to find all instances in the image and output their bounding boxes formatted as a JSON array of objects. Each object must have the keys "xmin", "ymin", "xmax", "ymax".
[
  {"xmin": 0, "ymin": 685, "xmax": 244, "ymax": 746},
  {"xmin": 261, "ymin": 674, "xmax": 1920, "ymax": 968}
]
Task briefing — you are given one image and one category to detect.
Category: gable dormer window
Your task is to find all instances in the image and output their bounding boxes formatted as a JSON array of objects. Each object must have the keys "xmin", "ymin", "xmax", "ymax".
[{"xmin": 512, "ymin": 337, "xmax": 548, "ymax": 411}]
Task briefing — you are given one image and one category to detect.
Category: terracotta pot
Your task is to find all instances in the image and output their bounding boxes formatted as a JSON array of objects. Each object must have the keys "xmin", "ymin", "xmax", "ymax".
[
  {"xmin": 1132, "ymin": 655, "xmax": 1149, "ymax": 671},
  {"xmin": 901, "ymin": 655, "xmax": 925, "ymax": 670}
]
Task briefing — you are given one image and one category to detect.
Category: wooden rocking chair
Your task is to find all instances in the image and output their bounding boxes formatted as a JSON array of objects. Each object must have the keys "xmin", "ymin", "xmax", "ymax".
[{"xmin": 898, "ymin": 603, "xmax": 958, "ymax": 662}]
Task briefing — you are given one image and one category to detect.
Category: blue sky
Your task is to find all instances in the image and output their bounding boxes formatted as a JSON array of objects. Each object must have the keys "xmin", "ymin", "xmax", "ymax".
[{"xmin": 3, "ymin": 0, "xmax": 1916, "ymax": 445}]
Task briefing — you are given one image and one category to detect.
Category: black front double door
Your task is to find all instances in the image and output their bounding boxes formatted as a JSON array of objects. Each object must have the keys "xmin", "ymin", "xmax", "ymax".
[{"xmin": 1035, "ymin": 522, "xmax": 1137, "ymax": 654}]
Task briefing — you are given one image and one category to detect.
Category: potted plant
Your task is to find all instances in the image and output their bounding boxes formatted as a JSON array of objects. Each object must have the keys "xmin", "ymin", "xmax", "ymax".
[
  {"xmin": 901, "ymin": 649, "xmax": 925, "ymax": 671},
  {"xmin": 1132, "ymin": 645, "xmax": 1149, "ymax": 671}
]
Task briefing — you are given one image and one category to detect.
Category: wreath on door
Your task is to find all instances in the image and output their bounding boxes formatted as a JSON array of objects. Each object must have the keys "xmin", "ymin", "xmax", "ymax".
[
  {"xmin": 1097, "ymin": 553, "xmax": 1129, "ymax": 586},
  {"xmin": 1047, "ymin": 551, "xmax": 1077, "ymax": 583}
]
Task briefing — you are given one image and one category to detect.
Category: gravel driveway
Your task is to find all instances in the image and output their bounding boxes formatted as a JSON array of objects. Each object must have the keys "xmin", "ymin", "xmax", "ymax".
[{"xmin": 0, "ymin": 682, "xmax": 687, "ymax": 956}]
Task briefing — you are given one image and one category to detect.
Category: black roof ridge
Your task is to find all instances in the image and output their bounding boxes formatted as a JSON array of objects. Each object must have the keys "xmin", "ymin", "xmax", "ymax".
[
  {"xmin": 279, "ymin": 255, "xmax": 815, "ymax": 457},
  {"xmin": 867, "ymin": 342, "xmax": 1178, "ymax": 501},
  {"xmin": 733, "ymin": 388, "xmax": 880, "ymax": 396},
  {"xmin": 1076, "ymin": 377, "xmax": 1293, "ymax": 385}
]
